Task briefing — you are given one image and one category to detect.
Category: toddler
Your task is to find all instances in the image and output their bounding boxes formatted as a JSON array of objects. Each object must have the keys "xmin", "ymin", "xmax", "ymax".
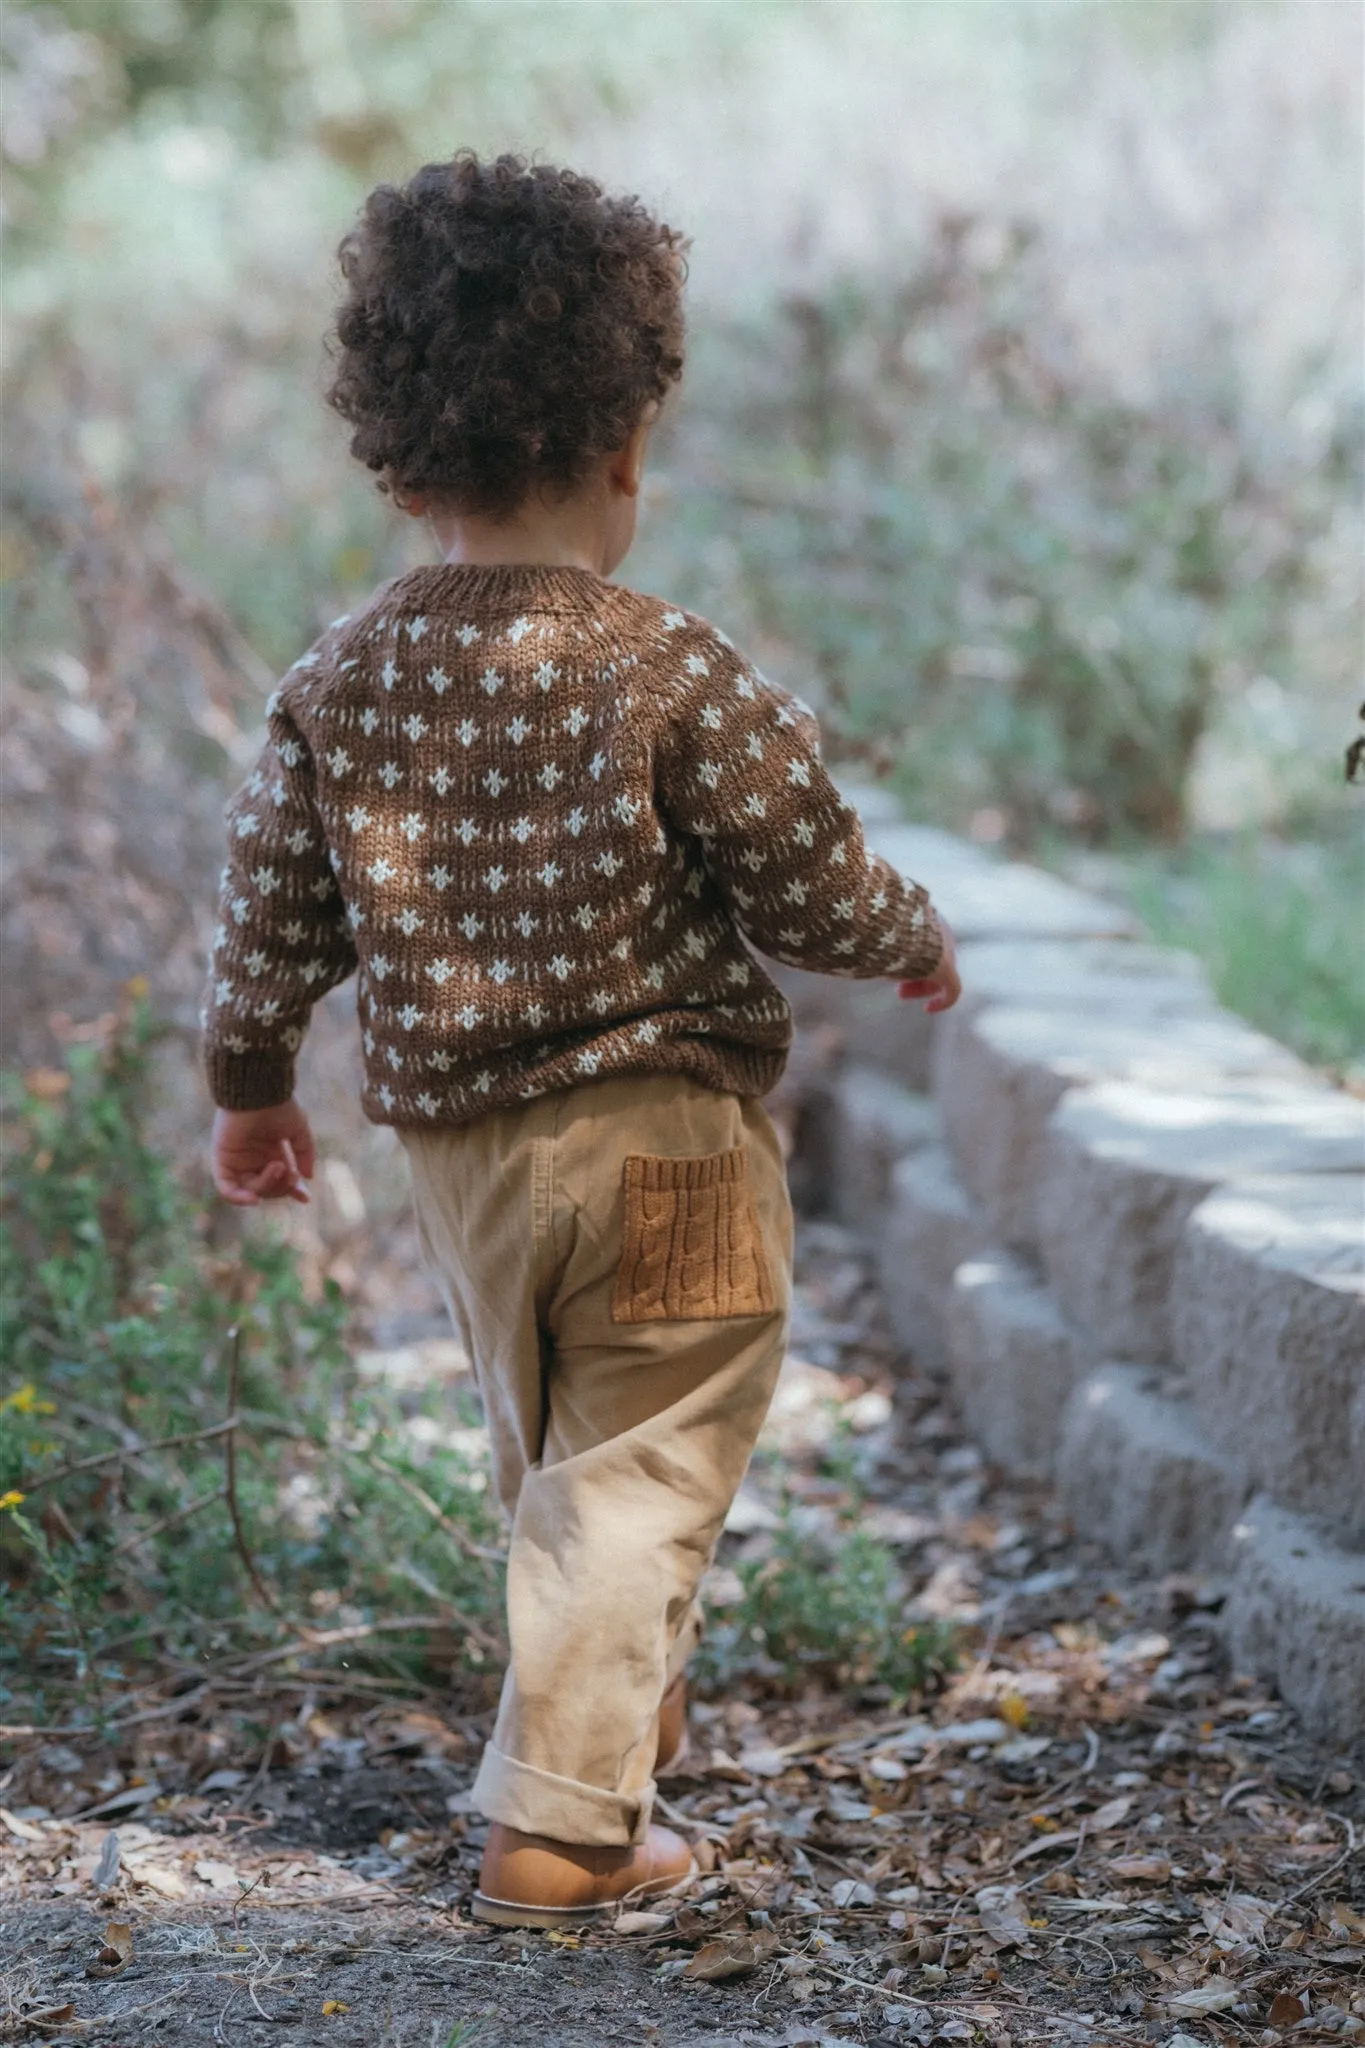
[{"xmin": 205, "ymin": 152, "xmax": 959, "ymax": 1927}]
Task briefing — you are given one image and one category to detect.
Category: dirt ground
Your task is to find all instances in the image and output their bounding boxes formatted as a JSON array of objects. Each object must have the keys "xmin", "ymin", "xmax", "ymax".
[{"xmin": 3, "ymin": 1222, "xmax": 1361, "ymax": 2047}]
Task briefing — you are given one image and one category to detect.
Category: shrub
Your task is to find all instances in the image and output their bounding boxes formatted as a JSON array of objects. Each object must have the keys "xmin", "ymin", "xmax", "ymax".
[
  {"xmin": 650, "ymin": 218, "xmax": 1357, "ymax": 846},
  {"xmin": 0, "ymin": 998, "xmax": 504, "ymax": 1728}
]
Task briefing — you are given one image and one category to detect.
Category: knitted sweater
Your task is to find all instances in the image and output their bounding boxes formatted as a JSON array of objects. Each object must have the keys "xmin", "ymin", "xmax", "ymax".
[{"xmin": 203, "ymin": 563, "xmax": 943, "ymax": 1127}]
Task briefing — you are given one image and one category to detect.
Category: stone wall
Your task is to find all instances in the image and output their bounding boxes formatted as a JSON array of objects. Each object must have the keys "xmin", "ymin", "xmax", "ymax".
[{"xmin": 778, "ymin": 786, "xmax": 1365, "ymax": 1744}]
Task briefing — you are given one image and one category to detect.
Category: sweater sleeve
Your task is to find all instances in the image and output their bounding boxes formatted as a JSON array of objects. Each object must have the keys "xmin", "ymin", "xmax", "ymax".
[
  {"xmin": 202, "ymin": 691, "xmax": 357, "ymax": 1111},
  {"xmin": 654, "ymin": 630, "xmax": 944, "ymax": 981}
]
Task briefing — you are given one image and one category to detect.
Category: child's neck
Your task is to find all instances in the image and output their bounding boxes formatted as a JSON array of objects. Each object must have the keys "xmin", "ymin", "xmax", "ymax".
[
  {"xmin": 421, "ymin": 425, "xmax": 645, "ymax": 580},
  {"xmin": 427, "ymin": 496, "xmax": 623, "ymax": 579}
]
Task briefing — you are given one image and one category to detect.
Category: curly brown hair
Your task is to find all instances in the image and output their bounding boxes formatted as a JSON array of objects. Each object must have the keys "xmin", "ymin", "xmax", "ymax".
[{"xmin": 326, "ymin": 152, "xmax": 687, "ymax": 519}]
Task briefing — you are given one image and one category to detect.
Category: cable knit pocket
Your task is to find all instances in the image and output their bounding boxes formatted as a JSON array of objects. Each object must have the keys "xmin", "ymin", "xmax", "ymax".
[{"xmin": 611, "ymin": 1148, "xmax": 777, "ymax": 1323}]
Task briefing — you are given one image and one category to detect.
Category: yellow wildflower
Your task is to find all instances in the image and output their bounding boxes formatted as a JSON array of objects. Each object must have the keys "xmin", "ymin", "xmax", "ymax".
[
  {"xmin": 0, "ymin": 1491, "xmax": 26, "ymax": 1512},
  {"xmin": 1, "ymin": 1384, "xmax": 57, "ymax": 1416}
]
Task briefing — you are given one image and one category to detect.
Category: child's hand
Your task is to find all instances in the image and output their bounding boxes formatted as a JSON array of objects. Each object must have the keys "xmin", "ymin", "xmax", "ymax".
[
  {"xmin": 897, "ymin": 916, "xmax": 961, "ymax": 1015},
  {"xmin": 211, "ymin": 1101, "xmax": 315, "ymax": 1206}
]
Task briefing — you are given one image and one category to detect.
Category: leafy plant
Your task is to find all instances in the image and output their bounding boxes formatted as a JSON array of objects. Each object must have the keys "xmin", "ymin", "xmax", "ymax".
[
  {"xmin": 716, "ymin": 1502, "xmax": 957, "ymax": 1700},
  {"xmin": 0, "ymin": 998, "xmax": 505, "ymax": 1727},
  {"xmin": 699, "ymin": 1426, "xmax": 957, "ymax": 1702}
]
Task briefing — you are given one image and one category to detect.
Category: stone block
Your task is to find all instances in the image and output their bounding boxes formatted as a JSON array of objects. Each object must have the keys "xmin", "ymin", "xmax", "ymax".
[
  {"xmin": 953, "ymin": 936, "xmax": 1213, "ymax": 1020},
  {"xmin": 877, "ymin": 1143, "xmax": 989, "ymax": 1375},
  {"xmin": 937, "ymin": 1004, "xmax": 1308, "ymax": 1251},
  {"xmin": 1224, "ymin": 1495, "xmax": 1365, "ymax": 1745},
  {"xmin": 1058, "ymin": 1364, "xmax": 1245, "ymax": 1572},
  {"xmin": 867, "ymin": 821, "xmax": 1137, "ymax": 942},
  {"xmin": 946, "ymin": 1252, "xmax": 1083, "ymax": 1479},
  {"xmin": 766, "ymin": 808, "xmax": 990, "ymax": 1090},
  {"xmin": 1038, "ymin": 1077, "xmax": 1364, "ymax": 1362},
  {"xmin": 826, "ymin": 1066, "xmax": 938, "ymax": 1228},
  {"xmin": 1174, "ymin": 1174, "xmax": 1365, "ymax": 1542},
  {"xmin": 774, "ymin": 961, "xmax": 941, "ymax": 1092}
]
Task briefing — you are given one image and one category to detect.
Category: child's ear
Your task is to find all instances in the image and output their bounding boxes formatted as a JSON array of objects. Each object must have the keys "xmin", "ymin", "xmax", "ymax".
[{"xmin": 610, "ymin": 415, "xmax": 653, "ymax": 500}]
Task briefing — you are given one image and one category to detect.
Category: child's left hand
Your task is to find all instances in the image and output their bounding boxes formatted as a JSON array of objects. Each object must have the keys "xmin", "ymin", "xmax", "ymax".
[
  {"xmin": 211, "ymin": 1101, "xmax": 316, "ymax": 1206},
  {"xmin": 897, "ymin": 915, "xmax": 961, "ymax": 1014}
]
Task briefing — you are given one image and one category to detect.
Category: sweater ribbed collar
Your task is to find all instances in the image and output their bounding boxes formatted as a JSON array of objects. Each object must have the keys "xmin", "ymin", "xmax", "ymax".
[{"xmin": 379, "ymin": 560, "xmax": 632, "ymax": 617}]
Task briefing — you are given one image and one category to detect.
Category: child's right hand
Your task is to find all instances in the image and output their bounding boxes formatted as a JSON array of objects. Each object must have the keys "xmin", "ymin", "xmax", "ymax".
[
  {"xmin": 211, "ymin": 1100, "xmax": 316, "ymax": 1205},
  {"xmin": 897, "ymin": 916, "xmax": 961, "ymax": 1014}
]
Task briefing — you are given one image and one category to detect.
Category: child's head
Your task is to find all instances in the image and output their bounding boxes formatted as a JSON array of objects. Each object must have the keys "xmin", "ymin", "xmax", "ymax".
[{"xmin": 327, "ymin": 152, "xmax": 686, "ymax": 532}]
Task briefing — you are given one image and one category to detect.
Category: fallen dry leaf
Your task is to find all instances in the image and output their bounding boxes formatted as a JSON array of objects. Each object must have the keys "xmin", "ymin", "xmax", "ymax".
[
  {"xmin": 684, "ymin": 1928, "xmax": 779, "ymax": 1982},
  {"xmin": 1010, "ymin": 1826, "xmax": 1082, "ymax": 1867},
  {"xmin": 131, "ymin": 1860, "xmax": 189, "ymax": 1899},
  {"xmin": 974, "ymin": 1883, "xmax": 1032, "ymax": 1950},
  {"xmin": 1267, "ymin": 1992, "xmax": 1306, "ymax": 2025},
  {"xmin": 87, "ymin": 1920, "xmax": 134, "ymax": 1975},
  {"xmin": 1108, "ymin": 1855, "xmax": 1171, "ymax": 1883},
  {"xmin": 1087, "ymin": 1795, "xmax": 1132, "ymax": 1832},
  {"xmin": 17, "ymin": 2004, "xmax": 77, "ymax": 2032},
  {"xmin": 612, "ymin": 1910, "xmax": 672, "ymax": 1935},
  {"xmin": 736, "ymin": 1746, "xmax": 788, "ymax": 1778},
  {"xmin": 1198, "ymin": 1890, "xmax": 1273, "ymax": 1948},
  {"xmin": 1, "ymin": 1808, "xmax": 48, "ymax": 1843},
  {"xmin": 193, "ymin": 1857, "xmax": 241, "ymax": 1892},
  {"xmin": 1169, "ymin": 1979, "xmax": 1238, "ymax": 2015},
  {"xmin": 90, "ymin": 1831, "xmax": 120, "ymax": 1891}
]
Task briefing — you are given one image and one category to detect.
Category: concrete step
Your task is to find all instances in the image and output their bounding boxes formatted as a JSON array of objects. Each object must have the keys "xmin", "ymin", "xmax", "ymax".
[
  {"xmin": 936, "ymin": 1004, "xmax": 1307, "ymax": 1251},
  {"xmin": 826, "ymin": 1067, "xmax": 938, "ymax": 1227},
  {"xmin": 1037, "ymin": 1076, "xmax": 1364, "ymax": 1362},
  {"xmin": 877, "ymin": 1143, "xmax": 988, "ymax": 1375},
  {"xmin": 1174, "ymin": 1174, "xmax": 1365, "ymax": 1543},
  {"xmin": 946, "ymin": 1251, "xmax": 1083, "ymax": 1479},
  {"xmin": 1224, "ymin": 1496, "xmax": 1365, "ymax": 1745},
  {"xmin": 1058, "ymin": 1364, "xmax": 1245, "ymax": 1573}
]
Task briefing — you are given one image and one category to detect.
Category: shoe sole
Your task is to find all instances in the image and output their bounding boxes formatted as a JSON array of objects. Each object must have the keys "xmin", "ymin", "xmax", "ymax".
[{"xmin": 471, "ymin": 1866, "xmax": 696, "ymax": 1931}]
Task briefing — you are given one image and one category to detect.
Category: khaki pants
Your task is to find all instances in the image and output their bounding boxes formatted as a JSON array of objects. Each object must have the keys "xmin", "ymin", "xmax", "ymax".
[{"xmin": 401, "ymin": 1074, "xmax": 792, "ymax": 1847}]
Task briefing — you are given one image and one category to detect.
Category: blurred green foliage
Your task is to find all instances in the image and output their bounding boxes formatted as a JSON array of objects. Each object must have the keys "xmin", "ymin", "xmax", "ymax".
[
  {"xmin": 0, "ymin": 6, "xmax": 1358, "ymax": 1024},
  {"xmin": 0, "ymin": 1005, "xmax": 505, "ymax": 1722},
  {"xmin": 648, "ymin": 231, "xmax": 1359, "ymax": 844},
  {"xmin": 1122, "ymin": 830, "xmax": 1365, "ymax": 1073}
]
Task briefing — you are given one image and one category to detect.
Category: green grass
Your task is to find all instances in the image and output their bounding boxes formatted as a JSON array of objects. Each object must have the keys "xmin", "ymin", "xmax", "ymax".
[{"xmin": 1123, "ymin": 831, "xmax": 1364, "ymax": 1074}]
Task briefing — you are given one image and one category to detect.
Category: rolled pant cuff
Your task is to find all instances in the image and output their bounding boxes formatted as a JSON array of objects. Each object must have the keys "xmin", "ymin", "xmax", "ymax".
[{"xmin": 473, "ymin": 1742, "xmax": 654, "ymax": 1848}]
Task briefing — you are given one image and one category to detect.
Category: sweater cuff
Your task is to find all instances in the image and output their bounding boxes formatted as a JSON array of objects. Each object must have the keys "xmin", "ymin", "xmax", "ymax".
[
  {"xmin": 205, "ymin": 1046, "xmax": 296, "ymax": 1112},
  {"xmin": 894, "ymin": 901, "xmax": 945, "ymax": 981}
]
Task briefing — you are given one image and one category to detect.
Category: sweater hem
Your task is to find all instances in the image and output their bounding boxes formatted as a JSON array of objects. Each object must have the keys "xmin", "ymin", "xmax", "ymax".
[{"xmin": 363, "ymin": 1038, "xmax": 789, "ymax": 1133}]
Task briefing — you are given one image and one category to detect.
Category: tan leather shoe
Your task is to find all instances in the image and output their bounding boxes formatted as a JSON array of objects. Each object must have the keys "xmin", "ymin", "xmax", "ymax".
[
  {"xmin": 655, "ymin": 1673, "xmax": 691, "ymax": 1776},
  {"xmin": 473, "ymin": 1820, "xmax": 695, "ymax": 1928}
]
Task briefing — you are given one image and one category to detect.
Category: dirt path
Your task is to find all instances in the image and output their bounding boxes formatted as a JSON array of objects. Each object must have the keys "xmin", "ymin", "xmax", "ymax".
[{"xmin": 3, "ymin": 1221, "xmax": 1361, "ymax": 2046}]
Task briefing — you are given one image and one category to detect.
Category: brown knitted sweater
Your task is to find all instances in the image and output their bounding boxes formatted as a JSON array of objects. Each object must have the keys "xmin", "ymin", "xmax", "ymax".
[{"xmin": 203, "ymin": 563, "xmax": 943, "ymax": 1127}]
